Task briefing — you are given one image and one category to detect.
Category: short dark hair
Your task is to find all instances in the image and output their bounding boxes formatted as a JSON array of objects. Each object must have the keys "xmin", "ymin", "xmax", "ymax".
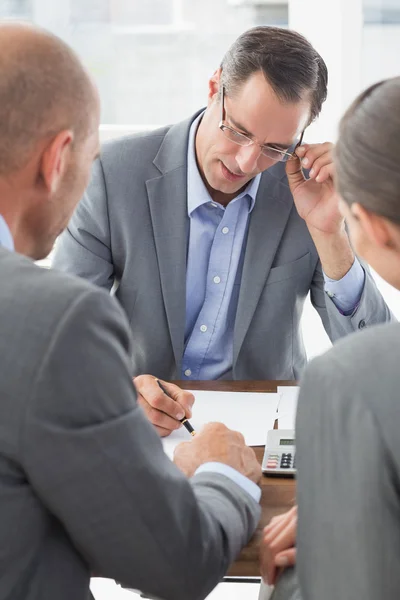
[
  {"xmin": 220, "ymin": 26, "xmax": 328, "ymax": 125},
  {"xmin": 335, "ymin": 76, "xmax": 400, "ymax": 225}
]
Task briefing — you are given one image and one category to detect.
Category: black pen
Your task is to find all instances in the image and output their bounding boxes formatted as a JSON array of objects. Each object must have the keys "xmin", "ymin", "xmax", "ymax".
[{"xmin": 156, "ymin": 379, "xmax": 196, "ymax": 436}]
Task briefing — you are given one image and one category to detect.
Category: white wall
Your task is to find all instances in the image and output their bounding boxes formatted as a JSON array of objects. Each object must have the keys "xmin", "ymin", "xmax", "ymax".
[
  {"xmin": 362, "ymin": 25, "xmax": 400, "ymax": 87},
  {"xmin": 289, "ymin": 1, "xmax": 400, "ymax": 359}
]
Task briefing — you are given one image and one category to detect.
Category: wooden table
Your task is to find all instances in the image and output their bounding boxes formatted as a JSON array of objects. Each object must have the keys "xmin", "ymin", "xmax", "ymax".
[{"xmin": 174, "ymin": 380, "xmax": 297, "ymax": 579}]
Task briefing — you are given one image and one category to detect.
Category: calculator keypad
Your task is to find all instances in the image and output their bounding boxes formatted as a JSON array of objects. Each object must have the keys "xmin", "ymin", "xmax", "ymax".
[
  {"xmin": 264, "ymin": 451, "xmax": 296, "ymax": 474},
  {"xmin": 280, "ymin": 453, "xmax": 293, "ymax": 468}
]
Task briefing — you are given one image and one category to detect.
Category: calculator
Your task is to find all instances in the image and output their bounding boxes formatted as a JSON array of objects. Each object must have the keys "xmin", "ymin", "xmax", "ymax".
[{"xmin": 262, "ymin": 429, "xmax": 296, "ymax": 477}]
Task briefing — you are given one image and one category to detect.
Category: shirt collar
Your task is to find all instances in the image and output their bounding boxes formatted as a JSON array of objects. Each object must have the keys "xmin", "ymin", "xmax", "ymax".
[
  {"xmin": 187, "ymin": 112, "xmax": 260, "ymax": 217},
  {"xmin": 0, "ymin": 215, "xmax": 14, "ymax": 252}
]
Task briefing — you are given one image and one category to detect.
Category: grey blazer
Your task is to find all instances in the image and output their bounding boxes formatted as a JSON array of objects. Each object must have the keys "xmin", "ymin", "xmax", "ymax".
[
  {"xmin": 0, "ymin": 248, "xmax": 260, "ymax": 600},
  {"xmin": 296, "ymin": 322, "xmax": 400, "ymax": 600},
  {"xmin": 53, "ymin": 111, "xmax": 393, "ymax": 380}
]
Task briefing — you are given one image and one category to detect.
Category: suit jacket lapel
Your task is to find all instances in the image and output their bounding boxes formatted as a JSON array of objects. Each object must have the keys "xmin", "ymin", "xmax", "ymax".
[
  {"xmin": 233, "ymin": 168, "xmax": 294, "ymax": 367},
  {"xmin": 146, "ymin": 113, "xmax": 203, "ymax": 373}
]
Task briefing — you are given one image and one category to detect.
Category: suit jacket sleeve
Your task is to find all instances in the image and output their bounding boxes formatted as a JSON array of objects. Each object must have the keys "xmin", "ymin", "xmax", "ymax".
[
  {"xmin": 52, "ymin": 158, "xmax": 114, "ymax": 291},
  {"xmin": 309, "ymin": 258, "xmax": 395, "ymax": 341},
  {"xmin": 21, "ymin": 289, "xmax": 260, "ymax": 600}
]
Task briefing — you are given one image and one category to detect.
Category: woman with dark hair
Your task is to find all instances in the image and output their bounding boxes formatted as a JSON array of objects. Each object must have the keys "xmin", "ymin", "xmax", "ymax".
[{"xmin": 260, "ymin": 76, "xmax": 400, "ymax": 600}]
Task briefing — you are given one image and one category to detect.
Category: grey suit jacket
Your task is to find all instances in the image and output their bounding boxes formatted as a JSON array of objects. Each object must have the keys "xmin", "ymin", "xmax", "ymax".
[
  {"xmin": 0, "ymin": 247, "xmax": 260, "ymax": 600},
  {"xmin": 296, "ymin": 322, "xmax": 400, "ymax": 600},
  {"xmin": 52, "ymin": 111, "xmax": 393, "ymax": 380}
]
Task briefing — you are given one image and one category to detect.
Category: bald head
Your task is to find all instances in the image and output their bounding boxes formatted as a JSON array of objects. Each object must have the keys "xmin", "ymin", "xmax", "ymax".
[{"xmin": 0, "ymin": 22, "xmax": 97, "ymax": 175}]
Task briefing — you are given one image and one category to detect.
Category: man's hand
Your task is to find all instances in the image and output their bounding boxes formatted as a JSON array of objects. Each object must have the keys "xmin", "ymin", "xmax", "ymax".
[
  {"xmin": 286, "ymin": 143, "xmax": 355, "ymax": 280},
  {"xmin": 286, "ymin": 143, "xmax": 342, "ymax": 236},
  {"xmin": 173, "ymin": 422, "xmax": 262, "ymax": 484},
  {"xmin": 260, "ymin": 506, "xmax": 297, "ymax": 586},
  {"xmin": 133, "ymin": 375, "xmax": 194, "ymax": 437}
]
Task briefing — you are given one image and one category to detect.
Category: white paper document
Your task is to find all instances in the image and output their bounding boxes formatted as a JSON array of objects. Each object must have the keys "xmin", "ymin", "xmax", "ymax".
[
  {"xmin": 162, "ymin": 390, "xmax": 279, "ymax": 459},
  {"xmin": 277, "ymin": 386, "xmax": 299, "ymax": 430}
]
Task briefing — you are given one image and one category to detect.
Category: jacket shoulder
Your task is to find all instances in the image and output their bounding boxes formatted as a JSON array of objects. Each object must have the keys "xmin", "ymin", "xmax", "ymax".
[
  {"xmin": 0, "ymin": 250, "xmax": 115, "ymax": 321},
  {"xmin": 101, "ymin": 125, "xmax": 171, "ymax": 160},
  {"xmin": 303, "ymin": 322, "xmax": 400, "ymax": 417}
]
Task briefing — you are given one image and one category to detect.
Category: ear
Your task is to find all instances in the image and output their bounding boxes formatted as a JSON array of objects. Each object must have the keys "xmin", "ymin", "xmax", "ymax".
[
  {"xmin": 207, "ymin": 67, "xmax": 222, "ymax": 104},
  {"xmin": 351, "ymin": 202, "xmax": 397, "ymax": 249},
  {"xmin": 38, "ymin": 130, "xmax": 74, "ymax": 194}
]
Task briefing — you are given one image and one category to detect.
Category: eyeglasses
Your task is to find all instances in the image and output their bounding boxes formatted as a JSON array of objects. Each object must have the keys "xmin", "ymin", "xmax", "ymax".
[{"xmin": 218, "ymin": 86, "xmax": 304, "ymax": 162}]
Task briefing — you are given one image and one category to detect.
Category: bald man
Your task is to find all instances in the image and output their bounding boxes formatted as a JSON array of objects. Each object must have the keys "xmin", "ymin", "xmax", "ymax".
[{"xmin": 0, "ymin": 23, "xmax": 261, "ymax": 600}]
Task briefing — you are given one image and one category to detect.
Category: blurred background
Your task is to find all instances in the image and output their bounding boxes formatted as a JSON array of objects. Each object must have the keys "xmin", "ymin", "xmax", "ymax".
[
  {"xmin": 2, "ymin": 0, "xmax": 399, "ymax": 358},
  {"xmin": 2, "ymin": 0, "xmax": 399, "ymax": 132}
]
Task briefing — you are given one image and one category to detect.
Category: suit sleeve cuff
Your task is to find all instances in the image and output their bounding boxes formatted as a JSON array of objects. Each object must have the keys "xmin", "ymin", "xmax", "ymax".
[
  {"xmin": 194, "ymin": 462, "xmax": 261, "ymax": 503},
  {"xmin": 323, "ymin": 258, "xmax": 365, "ymax": 315}
]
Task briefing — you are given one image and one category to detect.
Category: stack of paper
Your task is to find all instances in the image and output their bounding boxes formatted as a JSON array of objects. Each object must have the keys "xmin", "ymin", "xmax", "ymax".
[
  {"xmin": 276, "ymin": 386, "xmax": 299, "ymax": 430},
  {"xmin": 162, "ymin": 390, "xmax": 279, "ymax": 459}
]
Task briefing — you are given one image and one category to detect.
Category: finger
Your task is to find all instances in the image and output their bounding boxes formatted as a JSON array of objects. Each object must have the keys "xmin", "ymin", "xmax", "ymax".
[
  {"xmin": 308, "ymin": 153, "xmax": 333, "ymax": 179},
  {"xmin": 293, "ymin": 143, "xmax": 307, "ymax": 158},
  {"xmin": 285, "ymin": 155, "xmax": 306, "ymax": 192},
  {"xmin": 264, "ymin": 506, "xmax": 296, "ymax": 532},
  {"xmin": 260, "ymin": 541, "xmax": 277, "ymax": 586},
  {"xmin": 295, "ymin": 142, "xmax": 333, "ymax": 168},
  {"xmin": 315, "ymin": 163, "xmax": 334, "ymax": 183},
  {"xmin": 145, "ymin": 380, "xmax": 187, "ymax": 420},
  {"xmin": 137, "ymin": 395, "xmax": 182, "ymax": 431},
  {"xmin": 267, "ymin": 506, "xmax": 297, "ymax": 527},
  {"xmin": 266, "ymin": 547, "xmax": 279, "ymax": 586},
  {"xmin": 264, "ymin": 508, "xmax": 295, "ymax": 539},
  {"xmin": 275, "ymin": 548, "xmax": 297, "ymax": 568},
  {"xmin": 134, "ymin": 375, "xmax": 186, "ymax": 419},
  {"xmin": 263, "ymin": 519, "xmax": 291, "ymax": 553},
  {"xmin": 159, "ymin": 380, "xmax": 195, "ymax": 418},
  {"xmin": 267, "ymin": 519, "xmax": 297, "ymax": 556},
  {"xmin": 261, "ymin": 554, "xmax": 277, "ymax": 586}
]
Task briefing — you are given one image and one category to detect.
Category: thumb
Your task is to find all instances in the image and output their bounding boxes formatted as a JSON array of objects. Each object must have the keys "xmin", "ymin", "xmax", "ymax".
[
  {"xmin": 285, "ymin": 155, "xmax": 305, "ymax": 194},
  {"xmin": 275, "ymin": 548, "xmax": 297, "ymax": 568}
]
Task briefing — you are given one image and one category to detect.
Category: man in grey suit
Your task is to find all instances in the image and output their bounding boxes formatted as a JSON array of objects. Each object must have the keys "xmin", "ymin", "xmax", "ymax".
[
  {"xmin": 53, "ymin": 26, "xmax": 392, "ymax": 437},
  {"xmin": 0, "ymin": 23, "xmax": 262, "ymax": 600}
]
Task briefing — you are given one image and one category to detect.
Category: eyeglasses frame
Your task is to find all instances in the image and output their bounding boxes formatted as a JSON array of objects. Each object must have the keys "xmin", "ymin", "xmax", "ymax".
[{"xmin": 218, "ymin": 85, "xmax": 305, "ymax": 162}]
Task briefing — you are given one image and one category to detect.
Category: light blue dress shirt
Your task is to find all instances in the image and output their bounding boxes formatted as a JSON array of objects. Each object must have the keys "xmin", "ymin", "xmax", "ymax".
[
  {"xmin": 183, "ymin": 115, "xmax": 365, "ymax": 381},
  {"xmin": 0, "ymin": 215, "xmax": 14, "ymax": 252},
  {"xmin": 183, "ymin": 114, "xmax": 260, "ymax": 380},
  {"xmin": 195, "ymin": 462, "xmax": 261, "ymax": 502}
]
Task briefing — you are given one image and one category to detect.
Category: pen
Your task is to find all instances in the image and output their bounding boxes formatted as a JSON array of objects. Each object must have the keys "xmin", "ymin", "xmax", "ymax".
[{"xmin": 156, "ymin": 379, "xmax": 196, "ymax": 436}]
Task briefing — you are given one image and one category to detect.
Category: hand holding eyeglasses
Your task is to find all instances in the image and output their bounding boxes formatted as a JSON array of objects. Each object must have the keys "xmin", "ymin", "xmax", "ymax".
[{"xmin": 286, "ymin": 141, "xmax": 343, "ymax": 236}]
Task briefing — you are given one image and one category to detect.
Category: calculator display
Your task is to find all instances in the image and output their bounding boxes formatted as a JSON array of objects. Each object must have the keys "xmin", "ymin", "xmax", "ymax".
[{"xmin": 279, "ymin": 439, "xmax": 295, "ymax": 445}]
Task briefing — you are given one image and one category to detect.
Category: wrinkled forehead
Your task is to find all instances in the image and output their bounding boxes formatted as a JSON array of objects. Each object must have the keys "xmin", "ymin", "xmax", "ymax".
[{"xmin": 225, "ymin": 72, "xmax": 311, "ymax": 145}]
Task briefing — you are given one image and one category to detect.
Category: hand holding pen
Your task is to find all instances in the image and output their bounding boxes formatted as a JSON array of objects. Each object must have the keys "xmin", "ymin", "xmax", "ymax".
[
  {"xmin": 156, "ymin": 379, "xmax": 196, "ymax": 436},
  {"xmin": 133, "ymin": 374, "xmax": 195, "ymax": 437}
]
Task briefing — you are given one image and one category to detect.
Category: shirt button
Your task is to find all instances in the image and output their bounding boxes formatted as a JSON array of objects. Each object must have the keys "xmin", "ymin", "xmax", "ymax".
[
  {"xmin": 211, "ymin": 202, "xmax": 218, "ymax": 208},
  {"xmin": 358, "ymin": 319, "xmax": 366, "ymax": 329},
  {"xmin": 213, "ymin": 276, "xmax": 221, "ymax": 284},
  {"xmin": 222, "ymin": 227, "xmax": 229, "ymax": 234},
  {"xmin": 200, "ymin": 324, "xmax": 208, "ymax": 332},
  {"xmin": 184, "ymin": 369, "xmax": 192, "ymax": 377}
]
